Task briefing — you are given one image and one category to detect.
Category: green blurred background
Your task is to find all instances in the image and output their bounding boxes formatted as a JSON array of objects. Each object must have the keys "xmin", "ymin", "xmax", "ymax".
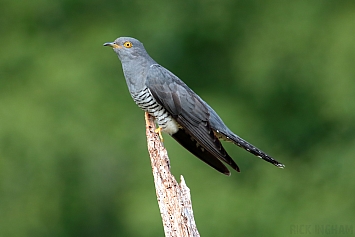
[{"xmin": 1, "ymin": 0, "xmax": 355, "ymax": 236}]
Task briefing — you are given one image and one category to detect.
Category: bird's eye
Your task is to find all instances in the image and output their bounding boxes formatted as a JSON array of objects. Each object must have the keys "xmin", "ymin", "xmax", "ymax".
[{"xmin": 123, "ymin": 41, "xmax": 133, "ymax": 48}]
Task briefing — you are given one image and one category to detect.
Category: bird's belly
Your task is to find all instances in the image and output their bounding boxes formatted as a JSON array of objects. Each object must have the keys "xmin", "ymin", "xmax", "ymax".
[
  {"xmin": 150, "ymin": 108, "xmax": 180, "ymax": 135},
  {"xmin": 131, "ymin": 88, "xmax": 180, "ymax": 135},
  {"xmin": 158, "ymin": 117, "xmax": 180, "ymax": 135},
  {"xmin": 149, "ymin": 108, "xmax": 180, "ymax": 135}
]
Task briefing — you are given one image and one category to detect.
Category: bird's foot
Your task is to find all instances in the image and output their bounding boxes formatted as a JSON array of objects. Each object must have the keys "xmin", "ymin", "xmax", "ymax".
[{"xmin": 154, "ymin": 127, "xmax": 164, "ymax": 142}]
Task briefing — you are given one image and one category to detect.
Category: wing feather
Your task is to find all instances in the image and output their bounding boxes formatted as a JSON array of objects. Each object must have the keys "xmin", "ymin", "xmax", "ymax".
[{"xmin": 146, "ymin": 65, "xmax": 239, "ymax": 172}]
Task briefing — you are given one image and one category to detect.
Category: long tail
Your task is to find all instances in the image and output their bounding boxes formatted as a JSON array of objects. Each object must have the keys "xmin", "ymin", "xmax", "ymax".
[{"xmin": 217, "ymin": 131, "xmax": 285, "ymax": 168}]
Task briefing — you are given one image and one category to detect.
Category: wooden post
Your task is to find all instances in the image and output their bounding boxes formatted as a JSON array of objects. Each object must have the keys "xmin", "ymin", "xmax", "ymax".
[{"xmin": 145, "ymin": 112, "xmax": 200, "ymax": 237}]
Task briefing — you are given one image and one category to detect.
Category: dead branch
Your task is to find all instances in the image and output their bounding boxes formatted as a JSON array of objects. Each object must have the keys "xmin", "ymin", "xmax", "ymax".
[{"xmin": 145, "ymin": 112, "xmax": 200, "ymax": 237}]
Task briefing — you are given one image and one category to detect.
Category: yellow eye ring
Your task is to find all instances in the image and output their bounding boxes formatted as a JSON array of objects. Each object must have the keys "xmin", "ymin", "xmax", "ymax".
[{"xmin": 123, "ymin": 41, "xmax": 133, "ymax": 48}]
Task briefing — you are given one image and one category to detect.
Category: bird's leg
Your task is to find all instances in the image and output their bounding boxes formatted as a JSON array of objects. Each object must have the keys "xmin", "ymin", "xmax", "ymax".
[{"xmin": 155, "ymin": 127, "xmax": 164, "ymax": 142}]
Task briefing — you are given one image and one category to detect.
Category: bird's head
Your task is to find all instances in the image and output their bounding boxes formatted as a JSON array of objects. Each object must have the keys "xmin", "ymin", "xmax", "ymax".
[{"xmin": 103, "ymin": 37, "xmax": 149, "ymax": 62}]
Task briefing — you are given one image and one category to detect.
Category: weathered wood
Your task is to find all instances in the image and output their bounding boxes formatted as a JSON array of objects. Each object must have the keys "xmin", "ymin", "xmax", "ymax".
[{"xmin": 145, "ymin": 112, "xmax": 200, "ymax": 237}]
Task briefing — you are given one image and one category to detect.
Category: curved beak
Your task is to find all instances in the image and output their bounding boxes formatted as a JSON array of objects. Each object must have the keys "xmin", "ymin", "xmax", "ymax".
[{"xmin": 103, "ymin": 42, "xmax": 121, "ymax": 48}]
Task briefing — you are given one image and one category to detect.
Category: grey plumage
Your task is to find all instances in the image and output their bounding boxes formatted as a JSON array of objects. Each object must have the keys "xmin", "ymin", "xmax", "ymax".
[{"xmin": 104, "ymin": 37, "xmax": 284, "ymax": 175}]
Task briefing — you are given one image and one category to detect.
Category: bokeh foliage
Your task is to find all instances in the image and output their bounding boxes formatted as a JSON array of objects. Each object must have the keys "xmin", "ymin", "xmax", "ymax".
[{"xmin": 1, "ymin": 0, "xmax": 355, "ymax": 236}]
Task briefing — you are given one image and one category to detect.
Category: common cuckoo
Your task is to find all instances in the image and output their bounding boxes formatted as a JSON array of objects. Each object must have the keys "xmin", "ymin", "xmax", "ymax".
[{"xmin": 104, "ymin": 37, "xmax": 284, "ymax": 175}]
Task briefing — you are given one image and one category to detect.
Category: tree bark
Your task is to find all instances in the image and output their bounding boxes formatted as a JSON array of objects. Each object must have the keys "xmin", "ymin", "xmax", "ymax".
[{"xmin": 145, "ymin": 112, "xmax": 200, "ymax": 237}]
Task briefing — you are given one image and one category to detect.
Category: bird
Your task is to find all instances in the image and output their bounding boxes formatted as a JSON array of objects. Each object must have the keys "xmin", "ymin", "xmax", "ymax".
[{"xmin": 104, "ymin": 37, "xmax": 284, "ymax": 175}]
